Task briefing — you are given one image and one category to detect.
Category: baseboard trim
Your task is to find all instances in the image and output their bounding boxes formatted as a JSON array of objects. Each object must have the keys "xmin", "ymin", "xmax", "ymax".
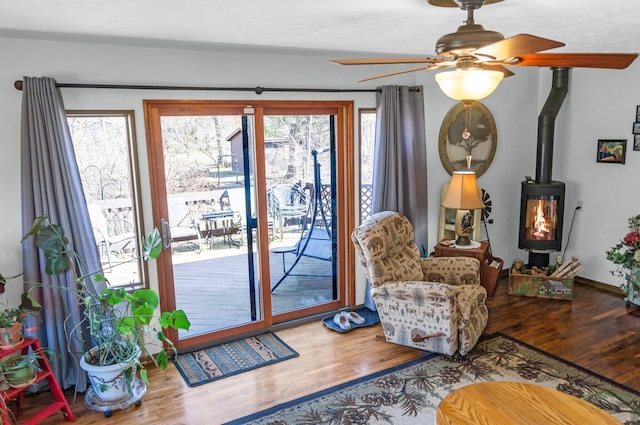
[{"xmin": 574, "ymin": 276, "xmax": 624, "ymax": 296}]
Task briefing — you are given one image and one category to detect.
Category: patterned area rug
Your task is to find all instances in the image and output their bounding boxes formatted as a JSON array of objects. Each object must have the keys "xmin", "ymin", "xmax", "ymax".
[
  {"xmin": 224, "ymin": 333, "xmax": 640, "ymax": 424},
  {"xmin": 173, "ymin": 333, "xmax": 298, "ymax": 387}
]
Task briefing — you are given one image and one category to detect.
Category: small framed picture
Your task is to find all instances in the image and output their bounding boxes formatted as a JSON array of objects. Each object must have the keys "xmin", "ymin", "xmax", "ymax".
[
  {"xmin": 597, "ymin": 139, "xmax": 627, "ymax": 164},
  {"xmin": 634, "ymin": 135, "xmax": 640, "ymax": 151},
  {"xmin": 633, "ymin": 122, "xmax": 640, "ymax": 134},
  {"xmin": 636, "ymin": 105, "xmax": 640, "ymax": 121}
]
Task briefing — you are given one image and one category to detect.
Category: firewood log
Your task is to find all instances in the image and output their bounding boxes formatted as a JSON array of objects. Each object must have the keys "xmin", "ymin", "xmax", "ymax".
[
  {"xmin": 565, "ymin": 265, "xmax": 583, "ymax": 278},
  {"xmin": 551, "ymin": 257, "xmax": 577, "ymax": 277},
  {"xmin": 557, "ymin": 261, "xmax": 581, "ymax": 278}
]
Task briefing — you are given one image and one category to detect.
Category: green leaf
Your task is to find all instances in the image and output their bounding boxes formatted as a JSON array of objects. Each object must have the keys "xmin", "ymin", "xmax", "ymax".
[
  {"xmin": 116, "ymin": 317, "xmax": 136, "ymax": 335},
  {"xmin": 141, "ymin": 228, "xmax": 162, "ymax": 261},
  {"xmin": 159, "ymin": 310, "xmax": 191, "ymax": 330},
  {"xmin": 122, "ymin": 366, "xmax": 134, "ymax": 395},
  {"xmin": 140, "ymin": 367, "xmax": 149, "ymax": 384},
  {"xmin": 21, "ymin": 215, "xmax": 48, "ymax": 242},
  {"xmin": 133, "ymin": 305, "xmax": 154, "ymax": 325},
  {"xmin": 156, "ymin": 331, "xmax": 165, "ymax": 342},
  {"xmin": 29, "ymin": 222, "xmax": 71, "ymax": 275},
  {"xmin": 133, "ymin": 289, "xmax": 159, "ymax": 310},
  {"xmin": 100, "ymin": 289, "xmax": 119, "ymax": 305},
  {"xmin": 155, "ymin": 350, "xmax": 169, "ymax": 369},
  {"xmin": 43, "ymin": 250, "xmax": 69, "ymax": 275},
  {"xmin": 19, "ymin": 292, "xmax": 42, "ymax": 311}
]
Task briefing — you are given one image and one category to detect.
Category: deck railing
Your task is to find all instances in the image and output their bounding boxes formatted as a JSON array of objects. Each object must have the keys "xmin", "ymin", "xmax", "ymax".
[{"xmin": 94, "ymin": 183, "xmax": 374, "ymax": 236}]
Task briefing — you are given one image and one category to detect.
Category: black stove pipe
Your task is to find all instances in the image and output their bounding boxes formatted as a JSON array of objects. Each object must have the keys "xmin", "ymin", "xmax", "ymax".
[{"xmin": 535, "ymin": 67, "xmax": 569, "ymax": 184}]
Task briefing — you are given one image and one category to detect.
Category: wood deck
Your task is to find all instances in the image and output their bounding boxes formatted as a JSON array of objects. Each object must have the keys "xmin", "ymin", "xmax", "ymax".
[{"xmin": 171, "ymin": 230, "xmax": 334, "ymax": 337}]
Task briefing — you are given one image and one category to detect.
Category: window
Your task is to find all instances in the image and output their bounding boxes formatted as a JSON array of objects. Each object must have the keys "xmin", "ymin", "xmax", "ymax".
[
  {"xmin": 359, "ymin": 108, "xmax": 376, "ymax": 221},
  {"xmin": 66, "ymin": 111, "xmax": 147, "ymax": 288}
]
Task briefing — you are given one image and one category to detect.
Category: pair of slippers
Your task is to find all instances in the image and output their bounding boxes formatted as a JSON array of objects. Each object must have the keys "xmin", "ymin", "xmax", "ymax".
[{"xmin": 333, "ymin": 311, "xmax": 365, "ymax": 330}]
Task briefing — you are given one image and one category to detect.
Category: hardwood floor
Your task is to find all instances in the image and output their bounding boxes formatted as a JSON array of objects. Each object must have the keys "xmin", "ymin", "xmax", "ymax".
[{"xmin": 16, "ymin": 278, "xmax": 640, "ymax": 424}]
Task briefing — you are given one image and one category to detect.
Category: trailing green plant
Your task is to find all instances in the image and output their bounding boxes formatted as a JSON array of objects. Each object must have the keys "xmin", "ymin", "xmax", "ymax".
[
  {"xmin": 606, "ymin": 214, "xmax": 640, "ymax": 299},
  {"xmin": 22, "ymin": 215, "xmax": 190, "ymax": 390}
]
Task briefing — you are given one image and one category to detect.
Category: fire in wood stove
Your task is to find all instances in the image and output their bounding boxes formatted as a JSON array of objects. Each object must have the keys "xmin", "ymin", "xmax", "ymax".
[
  {"xmin": 518, "ymin": 181, "xmax": 565, "ymax": 256},
  {"xmin": 524, "ymin": 197, "xmax": 558, "ymax": 241}
]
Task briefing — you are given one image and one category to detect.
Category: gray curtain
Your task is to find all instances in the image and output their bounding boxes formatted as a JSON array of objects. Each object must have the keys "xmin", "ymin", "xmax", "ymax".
[
  {"xmin": 372, "ymin": 85, "xmax": 428, "ymax": 244},
  {"xmin": 21, "ymin": 76, "xmax": 102, "ymax": 391},
  {"xmin": 364, "ymin": 85, "xmax": 428, "ymax": 311}
]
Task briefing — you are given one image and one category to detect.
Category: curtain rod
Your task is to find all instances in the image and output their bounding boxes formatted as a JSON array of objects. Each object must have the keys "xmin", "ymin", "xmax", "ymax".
[{"xmin": 14, "ymin": 80, "xmax": 421, "ymax": 94}]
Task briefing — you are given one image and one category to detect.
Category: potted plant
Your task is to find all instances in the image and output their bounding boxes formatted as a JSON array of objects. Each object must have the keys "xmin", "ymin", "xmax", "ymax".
[
  {"xmin": 0, "ymin": 273, "xmax": 42, "ymax": 348},
  {"xmin": 0, "ymin": 308, "xmax": 24, "ymax": 348},
  {"xmin": 22, "ymin": 216, "xmax": 190, "ymax": 407},
  {"xmin": 606, "ymin": 213, "xmax": 640, "ymax": 306},
  {"xmin": 0, "ymin": 348, "xmax": 56, "ymax": 389}
]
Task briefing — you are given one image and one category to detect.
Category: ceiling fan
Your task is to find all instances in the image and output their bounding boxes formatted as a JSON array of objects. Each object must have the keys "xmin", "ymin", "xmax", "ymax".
[{"xmin": 332, "ymin": 0, "xmax": 638, "ymax": 86}]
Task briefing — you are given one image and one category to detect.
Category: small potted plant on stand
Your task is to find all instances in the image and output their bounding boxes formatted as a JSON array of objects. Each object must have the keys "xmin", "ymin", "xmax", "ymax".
[
  {"xmin": 0, "ymin": 307, "xmax": 25, "ymax": 349},
  {"xmin": 0, "ymin": 347, "xmax": 57, "ymax": 389},
  {"xmin": 23, "ymin": 216, "xmax": 191, "ymax": 417},
  {"xmin": 606, "ymin": 213, "xmax": 640, "ymax": 307},
  {"xmin": 0, "ymin": 273, "xmax": 47, "ymax": 421},
  {"xmin": 0, "ymin": 273, "xmax": 42, "ymax": 349}
]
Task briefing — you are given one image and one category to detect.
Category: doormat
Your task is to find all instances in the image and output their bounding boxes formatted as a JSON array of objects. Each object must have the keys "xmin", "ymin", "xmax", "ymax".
[
  {"xmin": 173, "ymin": 332, "xmax": 299, "ymax": 387},
  {"xmin": 321, "ymin": 307, "xmax": 380, "ymax": 333}
]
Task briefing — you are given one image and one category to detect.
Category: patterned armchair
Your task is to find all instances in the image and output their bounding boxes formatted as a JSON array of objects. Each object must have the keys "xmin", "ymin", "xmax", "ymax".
[{"xmin": 351, "ymin": 211, "xmax": 488, "ymax": 356}]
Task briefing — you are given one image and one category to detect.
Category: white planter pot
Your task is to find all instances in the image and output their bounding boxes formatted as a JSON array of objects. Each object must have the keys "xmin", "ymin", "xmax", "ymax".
[{"xmin": 79, "ymin": 345, "xmax": 141, "ymax": 403}]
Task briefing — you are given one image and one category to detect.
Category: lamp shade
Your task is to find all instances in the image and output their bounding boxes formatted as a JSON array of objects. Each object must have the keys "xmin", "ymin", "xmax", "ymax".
[
  {"xmin": 442, "ymin": 171, "xmax": 485, "ymax": 210},
  {"xmin": 435, "ymin": 69, "xmax": 503, "ymax": 101}
]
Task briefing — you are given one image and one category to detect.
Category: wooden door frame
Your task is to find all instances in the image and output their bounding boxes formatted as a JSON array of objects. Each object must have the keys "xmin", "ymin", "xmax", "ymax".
[{"xmin": 143, "ymin": 99, "xmax": 355, "ymax": 350}]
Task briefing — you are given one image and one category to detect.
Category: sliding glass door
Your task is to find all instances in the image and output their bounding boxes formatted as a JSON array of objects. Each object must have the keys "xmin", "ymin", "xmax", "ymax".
[
  {"xmin": 265, "ymin": 114, "xmax": 337, "ymax": 315},
  {"xmin": 144, "ymin": 100, "xmax": 352, "ymax": 350}
]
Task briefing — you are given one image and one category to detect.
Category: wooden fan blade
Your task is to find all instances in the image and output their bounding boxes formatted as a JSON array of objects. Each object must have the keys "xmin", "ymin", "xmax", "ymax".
[
  {"xmin": 473, "ymin": 34, "xmax": 565, "ymax": 61},
  {"xmin": 514, "ymin": 53, "xmax": 638, "ymax": 69},
  {"xmin": 331, "ymin": 57, "xmax": 444, "ymax": 65},
  {"xmin": 483, "ymin": 64, "xmax": 515, "ymax": 78},
  {"xmin": 358, "ymin": 65, "xmax": 441, "ymax": 82}
]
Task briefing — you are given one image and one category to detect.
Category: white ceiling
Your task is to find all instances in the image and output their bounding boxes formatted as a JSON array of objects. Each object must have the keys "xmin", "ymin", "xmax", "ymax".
[{"xmin": 1, "ymin": 0, "xmax": 639, "ymax": 57}]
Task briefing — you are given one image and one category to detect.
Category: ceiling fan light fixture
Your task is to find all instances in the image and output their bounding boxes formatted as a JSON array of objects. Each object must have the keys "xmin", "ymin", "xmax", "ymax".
[{"xmin": 435, "ymin": 68, "xmax": 503, "ymax": 100}]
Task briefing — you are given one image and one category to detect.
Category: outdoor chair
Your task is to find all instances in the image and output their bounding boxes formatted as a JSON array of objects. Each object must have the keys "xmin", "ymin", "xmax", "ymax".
[
  {"xmin": 351, "ymin": 211, "xmax": 488, "ymax": 356},
  {"xmin": 267, "ymin": 183, "xmax": 310, "ymax": 239},
  {"xmin": 87, "ymin": 203, "xmax": 136, "ymax": 269},
  {"xmin": 168, "ymin": 197, "xmax": 202, "ymax": 252}
]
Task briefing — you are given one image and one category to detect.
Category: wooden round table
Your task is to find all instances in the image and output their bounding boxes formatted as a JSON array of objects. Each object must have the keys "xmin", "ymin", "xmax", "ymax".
[{"xmin": 436, "ymin": 381, "xmax": 621, "ymax": 425}]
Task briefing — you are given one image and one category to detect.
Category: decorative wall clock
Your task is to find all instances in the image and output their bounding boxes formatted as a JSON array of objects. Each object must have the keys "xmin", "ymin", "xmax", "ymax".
[{"xmin": 438, "ymin": 101, "xmax": 497, "ymax": 178}]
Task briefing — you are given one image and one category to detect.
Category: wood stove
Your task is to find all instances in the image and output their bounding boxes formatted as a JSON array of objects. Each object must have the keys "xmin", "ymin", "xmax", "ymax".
[
  {"xmin": 518, "ymin": 181, "xmax": 565, "ymax": 266},
  {"xmin": 518, "ymin": 67, "xmax": 569, "ymax": 268}
]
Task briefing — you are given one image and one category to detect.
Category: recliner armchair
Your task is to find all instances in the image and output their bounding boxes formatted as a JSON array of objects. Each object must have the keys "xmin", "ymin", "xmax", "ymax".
[{"xmin": 351, "ymin": 211, "xmax": 488, "ymax": 356}]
